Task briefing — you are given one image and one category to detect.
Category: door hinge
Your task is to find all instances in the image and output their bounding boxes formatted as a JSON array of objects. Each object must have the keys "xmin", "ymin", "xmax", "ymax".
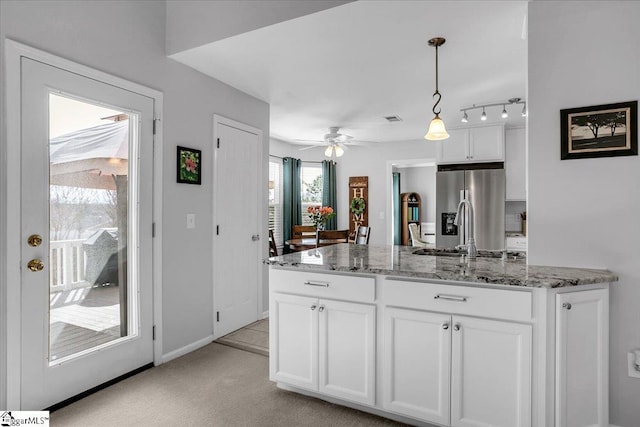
[
  {"xmin": 152, "ymin": 222, "xmax": 156, "ymax": 238},
  {"xmin": 217, "ymin": 138, "xmax": 220, "ymax": 149},
  {"xmin": 216, "ymin": 312, "xmax": 220, "ymax": 322},
  {"xmin": 152, "ymin": 325, "xmax": 156, "ymax": 340},
  {"xmin": 216, "ymin": 225, "xmax": 219, "ymax": 235}
]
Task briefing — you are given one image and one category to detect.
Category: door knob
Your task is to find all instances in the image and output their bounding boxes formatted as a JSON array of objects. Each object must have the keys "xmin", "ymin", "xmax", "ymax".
[
  {"xmin": 27, "ymin": 259, "xmax": 45, "ymax": 272},
  {"xmin": 27, "ymin": 234, "xmax": 43, "ymax": 247}
]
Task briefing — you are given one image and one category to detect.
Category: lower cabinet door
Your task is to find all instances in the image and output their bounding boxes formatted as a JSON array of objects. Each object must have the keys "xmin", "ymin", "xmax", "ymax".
[
  {"xmin": 450, "ymin": 316, "xmax": 532, "ymax": 427},
  {"xmin": 555, "ymin": 289, "xmax": 608, "ymax": 427},
  {"xmin": 382, "ymin": 307, "xmax": 451, "ymax": 425},
  {"xmin": 318, "ymin": 299, "xmax": 376, "ymax": 406},
  {"xmin": 271, "ymin": 293, "xmax": 318, "ymax": 390}
]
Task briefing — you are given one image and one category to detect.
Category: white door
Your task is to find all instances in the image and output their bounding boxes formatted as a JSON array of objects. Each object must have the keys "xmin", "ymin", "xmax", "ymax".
[
  {"xmin": 319, "ymin": 299, "xmax": 375, "ymax": 406},
  {"xmin": 555, "ymin": 289, "xmax": 608, "ymax": 427},
  {"xmin": 213, "ymin": 117, "xmax": 262, "ymax": 338},
  {"xmin": 450, "ymin": 316, "xmax": 532, "ymax": 427},
  {"xmin": 383, "ymin": 307, "xmax": 451, "ymax": 424},
  {"xmin": 270, "ymin": 293, "xmax": 318, "ymax": 391},
  {"xmin": 20, "ymin": 58, "xmax": 155, "ymax": 409}
]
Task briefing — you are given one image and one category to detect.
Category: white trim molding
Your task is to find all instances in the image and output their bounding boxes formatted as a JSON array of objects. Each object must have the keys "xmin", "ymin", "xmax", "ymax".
[
  {"xmin": 161, "ymin": 335, "xmax": 214, "ymax": 364},
  {"xmin": 1, "ymin": 39, "xmax": 164, "ymax": 409}
]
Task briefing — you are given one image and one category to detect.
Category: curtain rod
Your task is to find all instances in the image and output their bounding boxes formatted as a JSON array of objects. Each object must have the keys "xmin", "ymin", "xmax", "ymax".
[{"xmin": 269, "ymin": 154, "xmax": 324, "ymax": 164}]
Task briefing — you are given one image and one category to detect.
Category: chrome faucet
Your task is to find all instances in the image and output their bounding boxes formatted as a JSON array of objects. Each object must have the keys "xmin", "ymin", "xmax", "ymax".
[{"xmin": 454, "ymin": 199, "xmax": 477, "ymax": 260}]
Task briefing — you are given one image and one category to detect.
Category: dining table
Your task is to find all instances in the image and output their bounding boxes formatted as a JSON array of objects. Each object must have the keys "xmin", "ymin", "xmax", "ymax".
[{"xmin": 284, "ymin": 238, "xmax": 347, "ymax": 252}]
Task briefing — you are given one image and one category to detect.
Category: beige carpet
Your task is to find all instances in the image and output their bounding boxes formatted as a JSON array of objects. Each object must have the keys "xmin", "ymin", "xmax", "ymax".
[
  {"xmin": 51, "ymin": 343, "xmax": 407, "ymax": 426},
  {"xmin": 215, "ymin": 318, "xmax": 269, "ymax": 356}
]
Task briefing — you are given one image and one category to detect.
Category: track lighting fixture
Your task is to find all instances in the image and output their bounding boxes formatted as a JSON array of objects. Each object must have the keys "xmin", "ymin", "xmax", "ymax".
[
  {"xmin": 459, "ymin": 97, "xmax": 526, "ymax": 123},
  {"xmin": 424, "ymin": 37, "xmax": 450, "ymax": 141}
]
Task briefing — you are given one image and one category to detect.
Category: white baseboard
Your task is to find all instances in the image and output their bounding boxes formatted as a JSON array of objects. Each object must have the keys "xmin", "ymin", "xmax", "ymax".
[
  {"xmin": 161, "ymin": 335, "xmax": 213, "ymax": 364},
  {"xmin": 261, "ymin": 310, "xmax": 269, "ymax": 319}
]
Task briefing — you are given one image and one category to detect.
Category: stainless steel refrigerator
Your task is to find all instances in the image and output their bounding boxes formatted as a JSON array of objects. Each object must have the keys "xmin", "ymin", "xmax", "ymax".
[{"xmin": 436, "ymin": 164, "xmax": 505, "ymax": 250}]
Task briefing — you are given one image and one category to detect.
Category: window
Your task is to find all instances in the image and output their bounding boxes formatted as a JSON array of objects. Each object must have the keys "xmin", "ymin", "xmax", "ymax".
[
  {"xmin": 268, "ymin": 159, "xmax": 283, "ymax": 247},
  {"xmin": 301, "ymin": 163, "xmax": 323, "ymax": 226}
]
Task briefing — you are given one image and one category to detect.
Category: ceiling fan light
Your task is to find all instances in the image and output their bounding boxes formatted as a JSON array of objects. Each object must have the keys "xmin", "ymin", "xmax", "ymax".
[
  {"xmin": 424, "ymin": 114, "xmax": 450, "ymax": 141},
  {"xmin": 335, "ymin": 145, "xmax": 344, "ymax": 157},
  {"xmin": 501, "ymin": 105, "xmax": 508, "ymax": 119},
  {"xmin": 324, "ymin": 145, "xmax": 333, "ymax": 157}
]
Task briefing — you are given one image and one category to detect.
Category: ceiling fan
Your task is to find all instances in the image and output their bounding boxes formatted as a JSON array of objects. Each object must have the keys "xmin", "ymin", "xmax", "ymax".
[{"xmin": 295, "ymin": 127, "xmax": 372, "ymax": 157}]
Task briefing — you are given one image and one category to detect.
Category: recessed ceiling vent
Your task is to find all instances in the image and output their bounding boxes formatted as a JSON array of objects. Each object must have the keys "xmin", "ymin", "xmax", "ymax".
[{"xmin": 384, "ymin": 115, "xmax": 403, "ymax": 122}]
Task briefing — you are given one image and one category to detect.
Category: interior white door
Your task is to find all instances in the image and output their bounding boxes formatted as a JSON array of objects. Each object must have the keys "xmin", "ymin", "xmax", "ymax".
[
  {"xmin": 213, "ymin": 119, "xmax": 261, "ymax": 338},
  {"xmin": 20, "ymin": 58, "xmax": 154, "ymax": 410}
]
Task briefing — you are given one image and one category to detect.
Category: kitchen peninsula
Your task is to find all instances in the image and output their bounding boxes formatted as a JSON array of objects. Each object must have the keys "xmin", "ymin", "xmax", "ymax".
[{"xmin": 266, "ymin": 244, "xmax": 617, "ymax": 427}]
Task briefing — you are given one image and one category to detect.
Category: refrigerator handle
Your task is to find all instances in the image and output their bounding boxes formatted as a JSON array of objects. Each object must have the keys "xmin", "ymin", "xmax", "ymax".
[{"xmin": 459, "ymin": 190, "xmax": 466, "ymax": 246}]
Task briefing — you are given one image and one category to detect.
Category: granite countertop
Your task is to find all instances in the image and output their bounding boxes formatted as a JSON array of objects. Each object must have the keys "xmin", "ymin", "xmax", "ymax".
[{"xmin": 265, "ymin": 244, "xmax": 617, "ymax": 288}]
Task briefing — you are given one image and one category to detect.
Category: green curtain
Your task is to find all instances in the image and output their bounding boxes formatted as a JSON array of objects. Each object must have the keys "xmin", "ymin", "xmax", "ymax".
[
  {"xmin": 322, "ymin": 160, "xmax": 337, "ymax": 230},
  {"xmin": 282, "ymin": 157, "xmax": 302, "ymax": 248},
  {"xmin": 393, "ymin": 172, "xmax": 401, "ymax": 245}
]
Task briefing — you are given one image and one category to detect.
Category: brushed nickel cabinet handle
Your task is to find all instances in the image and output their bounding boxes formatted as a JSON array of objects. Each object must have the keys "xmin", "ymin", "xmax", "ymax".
[
  {"xmin": 434, "ymin": 294, "xmax": 468, "ymax": 302},
  {"xmin": 304, "ymin": 281, "xmax": 329, "ymax": 288}
]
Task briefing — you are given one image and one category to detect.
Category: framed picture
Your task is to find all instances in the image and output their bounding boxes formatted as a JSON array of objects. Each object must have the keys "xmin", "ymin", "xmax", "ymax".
[
  {"xmin": 177, "ymin": 146, "xmax": 202, "ymax": 185},
  {"xmin": 561, "ymin": 101, "xmax": 637, "ymax": 160}
]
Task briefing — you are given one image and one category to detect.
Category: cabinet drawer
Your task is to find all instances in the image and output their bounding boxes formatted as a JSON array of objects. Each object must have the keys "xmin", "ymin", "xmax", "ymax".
[
  {"xmin": 270, "ymin": 269, "xmax": 375, "ymax": 303},
  {"xmin": 383, "ymin": 278, "xmax": 532, "ymax": 322}
]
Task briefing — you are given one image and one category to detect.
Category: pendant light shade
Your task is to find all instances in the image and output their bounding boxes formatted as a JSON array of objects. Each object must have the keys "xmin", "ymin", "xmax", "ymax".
[
  {"xmin": 424, "ymin": 114, "xmax": 449, "ymax": 140},
  {"xmin": 424, "ymin": 37, "xmax": 449, "ymax": 141}
]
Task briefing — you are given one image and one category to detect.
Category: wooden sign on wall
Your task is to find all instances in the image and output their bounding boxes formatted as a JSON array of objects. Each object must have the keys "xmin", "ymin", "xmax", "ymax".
[{"xmin": 348, "ymin": 176, "xmax": 368, "ymax": 237}]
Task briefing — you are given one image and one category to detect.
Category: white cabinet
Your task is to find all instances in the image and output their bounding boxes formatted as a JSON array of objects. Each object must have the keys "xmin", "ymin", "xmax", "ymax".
[
  {"xmin": 506, "ymin": 127, "xmax": 526, "ymax": 200},
  {"xmin": 437, "ymin": 125, "xmax": 505, "ymax": 164},
  {"xmin": 506, "ymin": 236, "xmax": 527, "ymax": 251},
  {"xmin": 383, "ymin": 307, "xmax": 451, "ymax": 424},
  {"xmin": 383, "ymin": 307, "xmax": 531, "ymax": 427},
  {"xmin": 271, "ymin": 292, "xmax": 376, "ymax": 406},
  {"xmin": 555, "ymin": 290, "xmax": 609, "ymax": 427},
  {"xmin": 451, "ymin": 316, "xmax": 531, "ymax": 427}
]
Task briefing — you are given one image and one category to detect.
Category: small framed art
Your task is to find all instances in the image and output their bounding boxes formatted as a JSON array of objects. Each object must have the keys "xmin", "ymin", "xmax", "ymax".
[
  {"xmin": 560, "ymin": 101, "xmax": 637, "ymax": 160},
  {"xmin": 177, "ymin": 146, "xmax": 202, "ymax": 185}
]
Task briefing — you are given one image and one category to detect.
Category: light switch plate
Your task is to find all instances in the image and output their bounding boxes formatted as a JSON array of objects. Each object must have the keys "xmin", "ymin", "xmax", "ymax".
[
  {"xmin": 628, "ymin": 350, "xmax": 640, "ymax": 378},
  {"xmin": 186, "ymin": 214, "xmax": 196, "ymax": 229}
]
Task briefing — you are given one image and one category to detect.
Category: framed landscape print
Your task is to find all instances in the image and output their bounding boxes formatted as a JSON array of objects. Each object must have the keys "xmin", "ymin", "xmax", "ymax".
[
  {"xmin": 177, "ymin": 146, "xmax": 202, "ymax": 185},
  {"xmin": 561, "ymin": 101, "xmax": 637, "ymax": 160}
]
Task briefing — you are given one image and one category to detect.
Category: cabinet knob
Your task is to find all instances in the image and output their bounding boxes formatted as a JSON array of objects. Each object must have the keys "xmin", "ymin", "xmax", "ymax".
[
  {"xmin": 319, "ymin": 306, "xmax": 325, "ymax": 312},
  {"xmin": 562, "ymin": 302, "xmax": 572, "ymax": 310},
  {"xmin": 453, "ymin": 324, "xmax": 461, "ymax": 331},
  {"xmin": 310, "ymin": 304, "xmax": 317, "ymax": 311},
  {"xmin": 442, "ymin": 323, "xmax": 449, "ymax": 330}
]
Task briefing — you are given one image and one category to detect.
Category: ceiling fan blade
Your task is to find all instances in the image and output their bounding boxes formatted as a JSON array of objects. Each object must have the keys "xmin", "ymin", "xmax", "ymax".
[
  {"xmin": 298, "ymin": 145, "xmax": 322, "ymax": 151},
  {"xmin": 294, "ymin": 139, "xmax": 325, "ymax": 143}
]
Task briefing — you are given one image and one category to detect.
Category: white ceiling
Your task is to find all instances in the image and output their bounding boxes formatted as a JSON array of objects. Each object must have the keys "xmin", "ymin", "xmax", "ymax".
[{"xmin": 171, "ymin": 1, "xmax": 528, "ymax": 145}]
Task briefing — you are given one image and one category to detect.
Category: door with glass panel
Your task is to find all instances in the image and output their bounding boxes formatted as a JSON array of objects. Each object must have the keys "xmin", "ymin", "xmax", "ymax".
[{"xmin": 20, "ymin": 58, "xmax": 154, "ymax": 410}]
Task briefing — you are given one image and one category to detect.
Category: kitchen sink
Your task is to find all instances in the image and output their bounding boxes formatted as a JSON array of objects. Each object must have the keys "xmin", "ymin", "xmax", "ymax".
[{"xmin": 412, "ymin": 247, "xmax": 526, "ymax": 260}]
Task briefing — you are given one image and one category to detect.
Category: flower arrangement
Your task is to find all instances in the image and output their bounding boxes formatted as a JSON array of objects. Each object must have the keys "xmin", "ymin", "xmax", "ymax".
[{"xmin": 307, "ymin": 206, "xmax": 336, "ymax": 229}]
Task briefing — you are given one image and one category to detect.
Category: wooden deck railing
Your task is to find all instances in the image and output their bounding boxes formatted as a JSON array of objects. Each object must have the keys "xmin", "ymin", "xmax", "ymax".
[{"xmin": 50, "ymin": 239, "xmax": 87, "ymax": 292}]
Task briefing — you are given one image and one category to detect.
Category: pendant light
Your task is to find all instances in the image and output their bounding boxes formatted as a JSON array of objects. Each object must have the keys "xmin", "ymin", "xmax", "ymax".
[{"xmin": 424, "ymin": 37, "xmax": 449, "ymax": 141}]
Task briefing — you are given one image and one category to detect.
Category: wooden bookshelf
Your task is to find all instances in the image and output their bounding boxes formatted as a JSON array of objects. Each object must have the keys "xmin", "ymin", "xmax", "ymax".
[{"xmin": 401, "ymin": 192, "xmax": 421, "ymax": 246}]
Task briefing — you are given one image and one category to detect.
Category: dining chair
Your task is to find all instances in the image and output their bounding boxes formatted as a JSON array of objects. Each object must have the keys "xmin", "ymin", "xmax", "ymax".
[
  {"xmin": 408, "ymin": 223, "xmax": 430, "ymax": 247},
  {"xmin": 355, "ymin": 226, "xmax": 371, "ymax": 244},
  {"xmin": 292, "ymin": 225, "xmax": 316, "ymax": 239},
  {"xmin": 268, "ymin": 229, "xmax": 278, "ymax": 257},
  {"xmin": 316, "ymin": 229, "xmax": 349, "ymax": 245}
]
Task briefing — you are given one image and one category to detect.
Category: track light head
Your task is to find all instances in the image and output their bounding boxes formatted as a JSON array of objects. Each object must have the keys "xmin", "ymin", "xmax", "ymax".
[
  {"xmin": 501, "ymin": 105, "xmax": 508, "ymax": 119},
  {"xmin": 461, "ymin": 111, "xmax": 468, "ymax": 123},
  {"xmin": 481, "ymin": 108, "xmax": 487, "ymax": 121},
  {"xmin": 521, "ymin": 103, "xmax": 527, "ymax": 117}
]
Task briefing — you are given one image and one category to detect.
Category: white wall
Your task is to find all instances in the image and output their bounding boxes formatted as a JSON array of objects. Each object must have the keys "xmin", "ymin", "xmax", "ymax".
[
  {"xmin": 396, "ymin": 166, "xmax": 437, "ymax": 224},
  {"xmin": 166, "ymin": 0, "xmax": 353, "ymax": 55},
  {"xmin": 527, "ymin": 2, "xmax": 640, "ymax": 425},
  {"xmin": 0, "ymin": 0, "xmax": 270, "ymax": 385}
]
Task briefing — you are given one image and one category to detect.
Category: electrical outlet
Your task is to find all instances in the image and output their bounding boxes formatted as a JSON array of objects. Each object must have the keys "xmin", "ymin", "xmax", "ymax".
[{"xmin": 628, "ymin": 350, "xmax": 640, "ymax": 378}]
